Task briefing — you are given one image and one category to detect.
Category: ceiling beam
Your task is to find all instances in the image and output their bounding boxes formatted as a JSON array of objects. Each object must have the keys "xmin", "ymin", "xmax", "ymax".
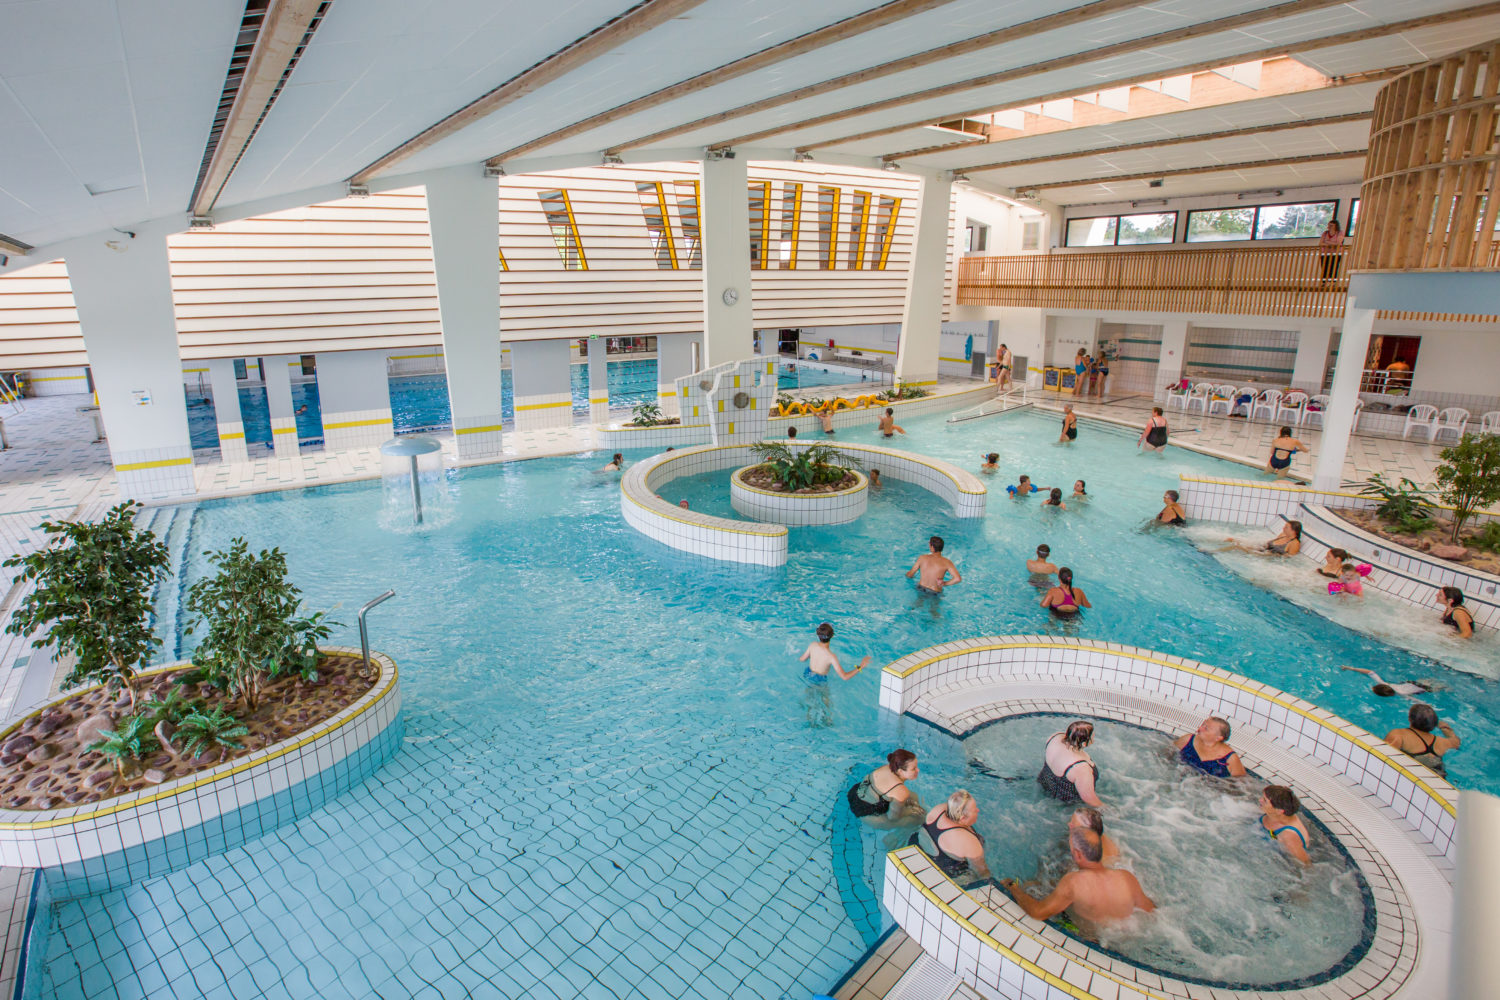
[
  {"xmin": 189, "ymin": 0, "xmax": 326, "ymax": 219},
  {"xmin": 350, "ymin": 0, "xmax": 708, "ymax": 186},
  {"xmin": 1025, "ymin": 149, "xmax": 1367, "ymax": 192},
  {"xmin": 955, "ymin": 111, "xmax": 1372, "ymax": 176},
  {"xmin": 485, "ymin": 0, "xmax": 958, "ymax": 168},
  {"xmin": 595, "ymin": 0, "xmax": 1147, "ymax": 156},
  {"xmin": 789, "ymin": 1, "xmax": 1500, "ymax": 154},
  {"xmin": 886, "ymin": 66, "xmax": 1404, "ymax": 162},
  {"xmin": 0, "ymin": 234, "xmax": 34, "ymax": 257}
]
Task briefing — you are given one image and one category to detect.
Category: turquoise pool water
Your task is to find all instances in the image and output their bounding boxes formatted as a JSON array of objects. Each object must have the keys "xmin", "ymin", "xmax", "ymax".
[
  {"xmin": 38, "ymin": 407, "xmax": 1494, "ymax": 999},
  {"xmin": 186, "ymin": 383, "xmax": 324, "ymax": 450}
]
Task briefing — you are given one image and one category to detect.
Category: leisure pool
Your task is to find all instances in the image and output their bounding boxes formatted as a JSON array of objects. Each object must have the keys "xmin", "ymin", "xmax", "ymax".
[{"xmin": 37, "ymin": 407, "xmax": 1491, "ymax": 999}]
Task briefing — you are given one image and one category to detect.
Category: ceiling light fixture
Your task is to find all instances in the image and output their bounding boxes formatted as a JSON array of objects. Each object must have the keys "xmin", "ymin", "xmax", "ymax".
[
  {"xmin": 346, "ymin": 182, "xmax": 370, "ymax": 198},
  {"xmin": 602, "ymin": 153, "xmax": 625, "ymax": 166},
  {"xmin": 188, "ymin": 216, "xmax": 215, "ymax": 230},
  {"xmin": 2, "ymin": 232, "xmax": 37, "ymax": 255},
  {"xmin": 484, "ymin": 164, "xmax": 506, "ymax": 178},
  {"xmin": 1131, "ymin": 198, "xmax": 1168, "ymax": 208},
  {"xmin": 794, "ymin": 151, "xmax": 814, "ymax": 163},
  {"xmin": 883, "ymin": 161, "xmax": 900, "ymax": 171},
  {"xmin": 1237, "ymin": 188, "xmax": 1283, "ymax": 200},
  {"xmin": 951, "ymin": 171, "xmax": 970, "ymax": 183}
]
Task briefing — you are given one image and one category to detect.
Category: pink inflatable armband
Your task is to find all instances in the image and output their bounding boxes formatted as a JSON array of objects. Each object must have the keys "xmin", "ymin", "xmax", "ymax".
[
  {"xmin": 1328, "ymin": 581, "xmax": 1344, "ymax": 594},
  {"xmin": 1356, "ymin": 563, "xmax": 1372, "ymax": 577}
]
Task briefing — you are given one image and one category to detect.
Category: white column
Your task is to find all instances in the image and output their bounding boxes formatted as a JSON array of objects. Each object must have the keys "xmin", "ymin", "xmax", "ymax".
[
  {"xmin": 65, "ymin": 233, "xmax": 195, "ymax": 499},
  {"xmin": 655, "ymin": 333, "xmax": 698, "ymax": 417},
  {"xmin": 1454, "ymin": 790, "xmax": 1500, "ymax": 999},
  {"xmin": 510, "ymin": 339, "xmax": 573, "ymax": 431},
  {"xmin": 894, "ymin": 173, "xmax": 953, "ymax": 388},
  {"xmin": 1312, "ymin": 299, "xmax": 1375, "ymax": 490},
  {"xmin": 263, "ymin": 355, "xmax": 301, "ymax": 459},
  {"xmin": 205, "ymin": 358, "xmax": 248, "ymax": 463},
  {"xmin": 1291, "ymin": 324, "xmax": 1335, "ymax": 394},
  {"xmin": 1155, "ymin": 319, "xmax": 1191, "ymax": 402},
  {"xmin": 316, "ymin": 350, "xmax": 393, "ymax": 450},
  {"xmin": 587, "ymin": 336, "xmax": 610, "ymax": 423},
  {"xmin": 427, "ymin": 166, "xmax": 504, "ymax": 459},
  {"xmin": 700, "ymin": 155, "xmax": 753, "ymax": 366}
]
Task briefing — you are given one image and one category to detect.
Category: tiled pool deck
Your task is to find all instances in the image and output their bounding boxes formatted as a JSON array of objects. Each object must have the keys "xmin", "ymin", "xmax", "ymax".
[{"xmin": 0, "ymin": 381, "xmax": 1474, "ymax": 999}]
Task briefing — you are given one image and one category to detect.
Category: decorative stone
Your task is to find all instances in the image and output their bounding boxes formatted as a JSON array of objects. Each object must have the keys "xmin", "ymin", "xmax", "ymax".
[
  {"xmin": 76, "ymin": 713, "xmax": 114, "ymax": 748},
  {"xmin": 25, "ymin": 744, "xmax": 57, "ymax": 764},
  {"xmin": 35, "ymin": 717, "xmax": 63, "ymax": 737},
  {"xmin": 27, "ymin": 776, "xmax": 48, "ymax": 790},
  {"xmin": 65, "ymin": 790, "xmax": 89, "ymax": 804},
  {"xmin": 86, "ymin": 771, "xmax": 114, "ymax": 788},
  {"xmin": 0, "ymin": 754, "xmax": 21, "ymax": 768},
  {"xmin": 143, "ymin": 768, "xmax": 166, "ymax": 785},
  {"xmin": 3, "ymin": 734, "xmax": 36, "ymax": 755},
  {"xmin": 32, "ymin": 797, "xmax": 54, "ymax": 810},
  {"xmin": 1430, "ymin": 543, "xmax": 1469, "ymax": 560},
  {"xmin": 155, "ymin": 720, "xmax": 179, "ymax": 759}
]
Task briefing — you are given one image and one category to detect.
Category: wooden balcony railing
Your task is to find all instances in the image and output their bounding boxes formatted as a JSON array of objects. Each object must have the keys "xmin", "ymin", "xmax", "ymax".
[{"xmin": 956, "ymin": 246, "xmax": 1349, "ymax": 317}]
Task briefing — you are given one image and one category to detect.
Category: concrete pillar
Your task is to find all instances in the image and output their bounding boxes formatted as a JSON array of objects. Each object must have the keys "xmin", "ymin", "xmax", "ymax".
[
  {"xmin": 655, "ymin": 333, "xmax": 698, "ymax": 417},
  {"xmin": 1155, "ymin": 319, "xmax": 1191, "ymax": 402},
  {"xmin": 1291, "ymin": 324, "xmax": 1335, "ymax": 394},
  {"xmin": 1312, "ymin": 299, "xmax": 1375, "ymax": 490},
  {"xmin": 427, "ymin": 166, "xmax": 504, "ymax": 459},
  {"xmin": 510, "ymin": 339, "xmax": 573, "ymax": 431},
  {"xmin": 65, "ymin": 232, "xmax": 195, "ymax": 499},
  {"xmin": 1454, "ymin": 790, "xmax": 1500, "ymax": 999},
  {"xmin": 205, "ymin": 358, "xmax": 248, "ymax": 463},
  {"xmin": 701, "ymin": 155, "xmax": 753, "ymax": 366},
  {"xmin": 316, "ymin": 350, "xmax": 393, "ymax": 450},
  {"xmin": 263, "ymin": 355, "xmax": 301, "ymax": 459},
  {"xmin": 587, "ymin": 336, "xmax": 610, "ymax": 423},
  {"xmin": 894, "ymin": 173, "xmax": 953, "ymax": 388}
]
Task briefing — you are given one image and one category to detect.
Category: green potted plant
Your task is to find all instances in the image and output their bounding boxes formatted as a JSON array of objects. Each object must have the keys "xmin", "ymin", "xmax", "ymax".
[
  {"xmin": 1434, "ymin": 433, "xmax": 1500, "ymax": 544},
  {"xmin": 174, "ymin": 707, "xmax": 250, "ymax": 762},
  {"xmin": 91, "ymin": 714, "xmax": 155, "ymax": 780},
  {"xmin": 630, "ymin": 400, "xmax": 662, "ymax": 427},
  {"xmin": 3, "ymin": 501, "xmax": 170, "ymax": 711},
  {"xmin": 184, "ymin": 539, "xmax": 335, "ymax": 713},
  {"xmin": 746, "ymin": 441, "xmax": 860, "ymax": 492}
]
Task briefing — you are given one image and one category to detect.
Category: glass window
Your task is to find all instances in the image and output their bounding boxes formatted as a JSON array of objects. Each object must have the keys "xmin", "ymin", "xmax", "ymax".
[
  {"xmin": 673, "ymin": 181, "xmax": 701, "ymax": 269},
  {"xmin": 233, "ymin": 359, "xmax": 248, "ymax": 380},
  {"xmin": 1185, "ymin": 208, "xmax": 1254, "ymax": 242},
  {"xmin": 966, "ymin": 219, "xmax": 989, "ymax": 252},
  {"xmin": 1065, "ymin": 216, "xmax": 1117, "ymax": 247},
  {"xmin": 748, "ymin": 181, "xmax": 769, "ymax": 269},
  {"xmin": 1347, "ymin": 198, "xmax": 1360, "ymax": 237},
  {"xmin": 778, "ymin": 182, "xmax": 802, "ymax": 269},
  {"xmin": 537, "ymin": 190, "xmax": 587, "ymax": 270},
  {"xmin": 848, "ymin": 190, "xmax": 873, "ymax": 269},
  {"xmin": 1115, "ymin": 212, "xmax": 1176, "ymax": 244},
  {"xmin": 872, "ymin": 196, "xmax": 902, "ymax": 269},
  {"xmin": 1254, "ymin": 201, "xmax": 1335, "ymax": 240},
  {"xmin": 299, "ymin": 355, "xmax": 316, "ymax": 376},
  {"xmin": 816, "ymin": 186, "xmax": 841, "ymax": 269},
  {"xmin": 636, "ymin": 182, "xmax": 677, "ymax": 269}
]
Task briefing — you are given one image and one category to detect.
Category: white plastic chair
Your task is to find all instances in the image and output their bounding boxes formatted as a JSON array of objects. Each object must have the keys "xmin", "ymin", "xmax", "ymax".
[
  {"xmin": 1352, "ymin": 398, "xmax": 1364, "ymax": 433},
  {"xmin": 1250, "ymin": 389, "xmax": 1282, "ymax": 422},
  {"xmin": 1480, "ymin": 411, "xmax": 1500, "ymax": 435},
  {"xmin": 1183, "ymin": 383, "xmax": 1213, "ymax": 415},
  {"xmin": 1276, "ymin": 391, "xmax": 1308, "ymax": 426},
  {"xmin": 1432, "ymin": 407, "xmax": 1470, "ymax": 443},
  {"xmin": 1165, "ymin": 385, "xmax": 1191, "ymax": 413},
  {"xmin": 1229, "ymin": 386, "xmax": 1257, "ymax": 417},
  {"xmin": 1302, "ymin": 394, "xmax": 1331, "ymax": 429},
  {"xmin": 1206, "ymin": 384, "xmax": 1239, "ymax": 416},
  {"xmin": 1402, "ymin": 403, "xmax": 1439, "ymax": 440}
]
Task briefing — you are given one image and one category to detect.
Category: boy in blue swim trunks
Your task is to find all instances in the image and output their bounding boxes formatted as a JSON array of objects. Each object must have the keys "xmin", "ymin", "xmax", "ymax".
[{"xmin": 799, "ymin": 622, "xmax": 870, "ymax": 726}]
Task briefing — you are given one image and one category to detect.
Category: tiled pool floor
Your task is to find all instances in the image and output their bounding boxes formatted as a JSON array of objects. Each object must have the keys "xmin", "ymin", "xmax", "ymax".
[{"xmin": 38, "ymin": 706, "xmax": 857, "ymax": 999}]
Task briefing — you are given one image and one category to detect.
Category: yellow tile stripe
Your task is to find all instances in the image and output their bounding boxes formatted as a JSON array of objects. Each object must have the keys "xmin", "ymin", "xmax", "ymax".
[
  {"xmin": 513, "ymin": 400, "xmax": 572, "ymax": 411},
  {"xmin": 114, "ymin": 457, "xmax": 192, "ymax": 472},
  {"xmin": 798, "ymin": 341, "xmax": 896, "ymax": 356},
  {"xmin": 888, "ymin": 849, "xmax": 1168, "ymax": 1000},
  {"xmin": 322, "ymin": 418, "xmax": 391, "ymax": 430},
  {"xmin": 181, "ymin": 367, "xmax": 208, "ymax": 373},
  {"xmin": 218, "ymin": 431, "xmax": 245, "ymax": 440},
  {"xmin": 454, "ymin": 424, "xmax": 504, "ymax": 435},
  {"xmin": 887, "ymin": 640, "xmax": 1456, "ymax": 817},
  {"xmin": 271, "ymin": 426, "xmax": 297, "ymax": 435},
  {"xmin": 0, "ymin": 648, "xmax": 397, "ymax": 830},
  {"xmin": 29, "ymin": 375, "xmax": 87, "ymax": 381},
  {"xmin": 588, "ymin": 397, "xmax": 609, "ymax": 404},
  {"xmin": 387, "ymin": 352, "xmax": 443, "ymax": 360}
]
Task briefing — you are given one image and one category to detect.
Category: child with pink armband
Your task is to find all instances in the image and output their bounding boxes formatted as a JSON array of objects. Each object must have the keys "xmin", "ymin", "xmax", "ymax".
[{"xmin": 1328, "ymin": 562, "xmax": 1372, "ymax": 597}]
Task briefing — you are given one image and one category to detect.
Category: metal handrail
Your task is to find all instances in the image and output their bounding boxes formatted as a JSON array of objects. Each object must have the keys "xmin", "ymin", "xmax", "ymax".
[{"xmin": 358, "ymin": 590, "xmax": 395, "ymax": 677}]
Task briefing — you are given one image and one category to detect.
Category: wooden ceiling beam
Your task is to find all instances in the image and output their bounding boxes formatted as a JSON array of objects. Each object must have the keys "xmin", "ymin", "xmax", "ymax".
[
  {"xmin": 597, "ymin": 0, "xmax": 1147, "ymax": 156},
  {"xmin": 485, "ymin": 0, "xmax": 959, "ymax": 168},
  {"xmin": 350, "ymin": 0, "xmax": 707, "ymax": 186},
  {"xmin": 1025, "ymin": 149, "xmax": 1367, "ymax": 191},
  {"xmin": 789, "ymin": 1, "xmax": 1500, "ymax": 154}
]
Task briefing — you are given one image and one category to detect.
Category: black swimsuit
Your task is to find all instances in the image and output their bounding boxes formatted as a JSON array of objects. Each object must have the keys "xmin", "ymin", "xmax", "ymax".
[
  {"xmin": 1402, "ymin": 727, "xmax": 1447, "ymax": 777},
  {"xmin": 909, "ymin": 815, "xmax": 982, "ymax": 879},
  {"xmin": 847, "ymin": 775, "xmax": 896, "ymax": 818},
  {"xmin": 1037, "ymin": 735, "xmax": 1098, "ymax": 802},
  {"xmin": 1063, "ymin": 416, "xmax": 1077, "ymax": 440}
]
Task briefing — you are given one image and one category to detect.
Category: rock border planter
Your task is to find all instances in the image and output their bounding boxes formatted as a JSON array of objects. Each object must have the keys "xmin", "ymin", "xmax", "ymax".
[
  {"xmin": 729, "ymin": 465, "xmax": 867, "ymax": 525},
  {"xmin": 0, "ymin": 646, "xmax": 400, "ymax": 900}
]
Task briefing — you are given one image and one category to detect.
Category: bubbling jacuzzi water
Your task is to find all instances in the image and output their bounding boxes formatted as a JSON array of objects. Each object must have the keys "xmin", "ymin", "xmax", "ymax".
[{"xmin": 961, "ymin": 714, "xmax": 1372, "ymax": 989}]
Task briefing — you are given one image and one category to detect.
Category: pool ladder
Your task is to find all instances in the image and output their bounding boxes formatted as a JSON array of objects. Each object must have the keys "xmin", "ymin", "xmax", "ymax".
[
  {"xmin": 359, "ymin": 590, "xmax": 395, "ymax": 677},
  {"xmin": 947, "ymin": 384, "xmax": 1033, "ymax": 423}
]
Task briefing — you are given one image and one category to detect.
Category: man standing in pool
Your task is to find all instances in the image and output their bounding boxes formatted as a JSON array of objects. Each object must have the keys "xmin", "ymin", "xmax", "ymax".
[
  {"xmin": 878, "ymin": 408, "xmax": 905, "ymax": 438},
  {"xmin": 1001, "ymin": 829, "xmax": 1154, "ymax": 927},
  {"xmin": 906, "ymin": 536, "xmax": 961, "ymax": 595},
  {"xmin": 798, "ymin": 622, "xmax": 870, "ymax": 727}
]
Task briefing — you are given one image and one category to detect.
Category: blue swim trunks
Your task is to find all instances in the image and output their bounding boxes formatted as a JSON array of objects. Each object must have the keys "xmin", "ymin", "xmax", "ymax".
[{"xmin": 804, "ymin": 667, "xmax": 829, "ymax": 686}]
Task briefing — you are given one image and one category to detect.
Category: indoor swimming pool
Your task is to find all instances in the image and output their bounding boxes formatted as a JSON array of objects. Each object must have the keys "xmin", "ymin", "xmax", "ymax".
[
  {"xmin": 38, "ymin": 407, "xmax": 1494, "ymax": 999},
  {"xmin": 185, "ymin": 383, "xmax": 324, "ymax": 450}
]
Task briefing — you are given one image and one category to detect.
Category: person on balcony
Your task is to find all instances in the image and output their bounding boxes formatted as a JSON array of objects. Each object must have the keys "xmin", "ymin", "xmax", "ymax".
[{"xmin": 1319, "ymin": 219, "xmax": 1344, "ymax": 282}]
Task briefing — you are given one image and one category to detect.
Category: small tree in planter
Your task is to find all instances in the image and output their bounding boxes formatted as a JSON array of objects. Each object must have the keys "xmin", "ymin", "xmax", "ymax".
[
  {"xmin": 184, "ymin": 539, "xmax": 335, "ymax": 714},
  {"xmin": 3, "ymin": 502, "xmax": 170, "ymax": 711},
  {"xmin": 1435, "ymin": 432, "xmax": 1500, "ymax": 543},
  {"xmin": 630, "ymin": 400, "xmax": 662, "ymax": 427},
  {"xmin": 747, "ymin": 441, "xmax": 860, "ymax": 492}
]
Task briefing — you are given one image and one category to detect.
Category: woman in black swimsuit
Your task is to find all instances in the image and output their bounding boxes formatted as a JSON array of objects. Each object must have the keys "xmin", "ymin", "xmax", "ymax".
[
  {"xmin": 1139, "ymin": 407, "xmax": 1168, "ymax": 452},
  {"xmin": 847, "ymin": 749, "xmax": 923, "ymax": 825},
  {"xmin": 1038, "ymin": 721, "xmax": 1102, "ymax": 806},
  {"xmin": 1157, "ymin": 490, "xmax": 1187, "ymax": 525},
  {"xmin": 1438, "ymin": 586, "xmax": 1475, "ymax": 637},
  {"xmin": 1383, "ymin": 703, "xmax": 1461, "ymax": 776},
  {"xmin": 908, "ymin": 790, "xmax": 991, "ymax": 883},
  {"xmin": 1059, "ymin": 405, "xmax": 1078, "ymax": 443}
]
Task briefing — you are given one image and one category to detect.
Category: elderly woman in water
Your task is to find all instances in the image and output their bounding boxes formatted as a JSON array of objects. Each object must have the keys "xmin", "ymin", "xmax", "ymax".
[
  {"xmin": 1172, "ymin": 717, "xmax": 1247, "ymax": 777},
  {"xmin": 847, "ymin": 749, "xmax": 924, "ymax": 827},
  {"xmin": 1038, "ymin": 720, "xmax": 1103, "ymax": 807}
]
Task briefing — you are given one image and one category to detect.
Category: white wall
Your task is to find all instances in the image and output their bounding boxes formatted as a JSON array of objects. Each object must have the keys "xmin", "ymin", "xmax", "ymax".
[
  {"xmin": 1397, "ymin": 324, "xmax": 1500, "ymax": 399},
  {"xmin": 23, "ymin": 366, "xmax": 89, "ymax": 396},
  {"xmin": 1045, "ymin": 315, "xmax": 1099, "ymax": 367}
]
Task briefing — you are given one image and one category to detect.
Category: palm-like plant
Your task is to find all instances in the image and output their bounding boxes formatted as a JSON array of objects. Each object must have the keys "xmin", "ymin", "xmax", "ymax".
[
  {"xmin": 91, "ymin": 714, "xmax": 155, "ymax": 777},
  {"xmin": 141, "ymin": 684, "xmax": 204, "ymax": 728},
  {"xmin": 748, "ymin": 441, "xmax": 859, "ymax": 491},
  {"xmin": 175, "ymin": 707, "xmax": 250, "ymax": 761}
]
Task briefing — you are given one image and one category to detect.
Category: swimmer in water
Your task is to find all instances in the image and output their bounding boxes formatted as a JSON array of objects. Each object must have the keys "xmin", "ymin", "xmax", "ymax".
[
  {"xmin": 1157, "ymin": 490, "xmax": 1186, "ymax": 525},
  {"xmin": 1071, "ymin": 480, "xmax": 1088, "ymax": 501},
  {"xmin": 1384, "ymin": 702, "xmax": 1460, "ymax": 777},
  {"xmin": 678, "ymin": 500, "xmax": 690, "ymax": 510},
  {"xmin": 1007, "ymin": 474, "xmax": 1039, "ymax": 497},
  {"xmin": 1172, "ymin": 717, "xmax": 1247, "ymax": 777},
  {"xmin": 602, "ymin": 453, "xmax": 624, "ymax": 472},
  {"xmin": 787, "ymin": 425, "xmax": 798, "ymax": 440},
  {"xmin": 1222, "ymin": 518, "xmax": 1301, "ymax": 556},
  {"xmin": 980, "ymin": 453, "xmax": 1000, "ymax": 475},
  {"xmin": 1040, "ymin": 567, "xmax": 1090, "ymax": 615},
  {"xmin": 1059, "ymin": 404, "xmax": 1078, "ymax": 443},
  {"xmin": 1265, "ymin": 426, "xmax": 1308, "ymax": 480},
  {"xmin": 1038, "ymin": 721, "xmax": 1102, "ymax": 807},
  {"xmin": 799, "ymin": 621, "xmax": 870, "ymax": 727},
  {"xmin": 1317, "ymin": 547, "xmax": 1350, "ymax": 579},
  {"xmin": 1339, "ymin": 666, "xmax": 1440, "ymax": 699},
  {"xmin": 878, "ymin": 408, "xmax": 905, "ymax": 438},
  {"xmin": 1069, "ymin": 807, "xmax": 1119, "ymax": 866},
  {"xmin": 1327, "ymin": 562, "xmax": 1366, "ymax": 598},
  {"xmin": 868, "ymin": 469, "xmax": 882, "ymax": 490},
  {"xmin": 1438, "ymin": 586, "xmax": 1475, "ymax": 638},
  {"xmin": 1258, "ymin": 785, "xmax": 1311, "ymax": 866},
  {"xmin": 847, "ymin": 749, "xmax": 925, "ymax": 827},
  {"xmin": 819, "ymin": 410, "xmax": 835, "ymax": 435},
  {"xmin": 1026, "ymin": 544, "xmax": 1058, "ymax": 577},
  {"xmin": 909, "ymin": 790, "xmax": 991, "ymax": 884},
  {"xmin": 1042, "ymin": 488, "xmax": 1066, "ymax": 510},
  {"xmin": 906, "ymin": 536, "xmax": 961, "ymax": 595},
  {"xmin": 1001, "ymin": 829, "xmax": 1153, "ymax": 927}
]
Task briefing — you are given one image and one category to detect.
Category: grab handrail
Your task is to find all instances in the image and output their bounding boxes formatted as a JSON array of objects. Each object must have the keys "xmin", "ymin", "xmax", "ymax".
[{"xmin": 358, "ymin": 590, "xmax": 395, "ymax": 677}]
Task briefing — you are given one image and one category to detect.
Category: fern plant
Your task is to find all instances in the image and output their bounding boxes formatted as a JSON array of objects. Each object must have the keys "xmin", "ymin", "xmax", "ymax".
[
  {"xmin": 630, "ymin": 400, "xmax": 662, "ymax": 427},
  {"xmin": 90, "ymin": 714, "xmax": 156, "ymax": 777},
  {"xmin": 175, "ymin": 707, "xmax": 250, "ymax": 760},
  {"xmin": 748, "ymin": 441, "xmax": 859, "ymax": 491},
  {"xmin": 141, "ymin": 684, "xmax": 204, "ymax": 728},
  {"xmin": 1353, "ymin": 473, "xmax": 1432, "ymax": 525}
]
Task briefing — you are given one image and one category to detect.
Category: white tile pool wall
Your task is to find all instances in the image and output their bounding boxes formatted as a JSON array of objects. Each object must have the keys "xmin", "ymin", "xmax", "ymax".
[{"xmin": 729, "ymin": 471, "xmax": 868, "ymax": 526}]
